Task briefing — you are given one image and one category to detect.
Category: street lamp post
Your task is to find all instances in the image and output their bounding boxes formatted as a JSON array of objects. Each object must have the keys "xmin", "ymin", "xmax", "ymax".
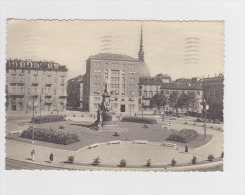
[
  {"xmin": 30, "ymin": 95, "xmax": 35, "ymax": 144},
  {"xmin": 202, "ymin": 100, "xmax": 209, "ymax": 141},
  {"xmin": 141, "ymin": 101, "xmax": 144, "ymax": 117},
  {"xmin": 30, "ymin": 95, "xmax": 38, "ymax": 144},
  {"xmin": 129, "ymin": 92, "xmax": 134, "ymax": 116}
]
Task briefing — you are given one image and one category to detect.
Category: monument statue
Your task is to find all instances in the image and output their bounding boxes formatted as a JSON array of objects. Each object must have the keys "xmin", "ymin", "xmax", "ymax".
[{"xmin": 104, "ymin": 78, "xmax": 110, "ymax": 94}]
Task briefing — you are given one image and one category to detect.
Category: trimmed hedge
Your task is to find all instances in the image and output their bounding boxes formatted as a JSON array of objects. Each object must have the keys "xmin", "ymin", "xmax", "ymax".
[
  {"xmin": 121, "ymin": 116, "xmax": 157, "ymax": 124},
  {"xmin": 32, "ymin": 115, "xmax": 65, "ymax": 124},
  {"xmin": 21, "ymin": 127, "xmax": 80, "ymax": 145},
  {"xmin": 166, "ymin": 129, "xmax": 199, "ymax": 143}
]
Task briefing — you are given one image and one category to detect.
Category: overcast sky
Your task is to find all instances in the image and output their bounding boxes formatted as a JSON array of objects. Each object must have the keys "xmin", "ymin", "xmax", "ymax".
[{"xmin": 7, "ymin": 20, "xmax": 224, "ymax": 80}]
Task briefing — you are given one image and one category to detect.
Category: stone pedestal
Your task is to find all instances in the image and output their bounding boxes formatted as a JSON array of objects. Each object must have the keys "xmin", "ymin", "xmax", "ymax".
[{"xmin": 91, "ymin": 92, "xmax": 123, "ymax": 131}]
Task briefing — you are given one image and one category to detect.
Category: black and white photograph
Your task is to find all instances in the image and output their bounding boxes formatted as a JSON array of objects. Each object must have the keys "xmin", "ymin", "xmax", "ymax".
[{"xmin": 5, "ymin": 20, "xmax": 224, "ymax": 171}]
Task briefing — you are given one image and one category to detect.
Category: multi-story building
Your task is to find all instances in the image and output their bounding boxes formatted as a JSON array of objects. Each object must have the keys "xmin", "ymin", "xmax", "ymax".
[
  {"xmin": 160, "ymin": 83, "xmax": 203, "ymax": 113},
  {"xmin": 138, "ymin": 76, "xmax": 203, "ymax": 114},
  {"xmin": 83, "ymin": 53, "xmax": 144, "ymax": 115},
  {"xmin": 6, "ymin": 59, "xmax": 68, "ymax": 112},
  {"xmin": 67, "ymin": 75, "xmax": 84, "ymax": 109},
  {"xmin": 83, "ymin": 27, "xmax": 150, "ymax": 115},
  {"xmin": 138, "ymin": 77, "xmax": 162, "ymax": 113},
  {"xmin": 202, "ymin": 74, "xmax": 224, "ymax": 115}
]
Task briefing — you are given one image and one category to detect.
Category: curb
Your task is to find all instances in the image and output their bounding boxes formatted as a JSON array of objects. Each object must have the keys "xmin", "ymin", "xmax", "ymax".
[{"xmin": 6, "ymin": 157, "xmax": 223, "ymax": 172}]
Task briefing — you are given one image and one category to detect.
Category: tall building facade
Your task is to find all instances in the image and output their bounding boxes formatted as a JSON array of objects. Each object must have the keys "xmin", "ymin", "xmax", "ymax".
[
  {"xmin": 202, "ymin": 74, "xmax": 224, "ymax": 115},
  {"xmin": 6, "ymin": 59, "xmax": 68, "ymax": 112},
  {"xmin": 67, "ymin": 75, "xmax": 84, "ymax": 109},
  {"xmin": 83, "ymin": 53, "xmax": 143, "ymax": 115},
  {"xmin": 83, "ymin": 27, "xmax": 150, "ymax": 115}
]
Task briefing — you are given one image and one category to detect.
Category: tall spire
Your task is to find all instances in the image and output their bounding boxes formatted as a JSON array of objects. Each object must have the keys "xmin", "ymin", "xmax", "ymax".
[{"xmin": 138, "ymin": 25, "xmax": 144, "ymax": 61}]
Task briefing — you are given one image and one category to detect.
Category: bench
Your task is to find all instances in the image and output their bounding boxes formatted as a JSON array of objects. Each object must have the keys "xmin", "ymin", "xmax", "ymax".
[
  {"xmin": 9, "ymin": 131, "xmax": 21, "ymax": 135},
  {"xmin": 88, "ymin": 144, "xmax": 99, "ymax": 149},
  {"xmin": 134, "ymin": 140, "xmax": 148, "ymax": 144},
  {"xmin": 109, "ymin": 140, "xmax": 121, "ymax": 145},
  {"xmin": 161, "ymin": 142, "xmax": 176, "ymax": 149}
]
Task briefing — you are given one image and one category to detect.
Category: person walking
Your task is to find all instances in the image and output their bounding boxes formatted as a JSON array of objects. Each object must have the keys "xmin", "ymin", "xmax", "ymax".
[
  {"xmin": 31, "ymin": 149, "xmax": 35, "ymax": 161},
  {"xmin": 49, "ymin": 153, "xmax": 54, "ymax": 163},
  {"xmin": 185, "ymin": 145, "xmax": 189, "ymax": 153}
]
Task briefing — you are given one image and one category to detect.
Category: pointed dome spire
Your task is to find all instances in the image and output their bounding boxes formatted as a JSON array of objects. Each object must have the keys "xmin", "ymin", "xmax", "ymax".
[{"xmin": 138, "ymin": 25, "xmax": 144, "ymax": 61}]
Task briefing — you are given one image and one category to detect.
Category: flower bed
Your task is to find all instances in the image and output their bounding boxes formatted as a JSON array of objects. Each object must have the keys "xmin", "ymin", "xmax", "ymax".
[
  {"xmin": 20, "ymin": 127, "xmax": 80, "ymax": 145},
  {"xmin": 121, "ymin": 116, "xmax": 157, "ymax": 124},
  {"xmin": 166, "ymin": 129, "xmax": 199, "ymax": 143},
  {"xmin": 32, "ymin": 115, "xmax": 65, "ymax": 124}
]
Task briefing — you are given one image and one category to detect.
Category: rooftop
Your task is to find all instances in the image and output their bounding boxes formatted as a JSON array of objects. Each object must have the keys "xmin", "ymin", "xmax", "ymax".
[
  {"xmin": 160, "ymin": 83, "xmax": 202, "ymax": 90},
  {"xmin": 139, "ymin": 77, "xmax": 162, "ymax": 85},
  {"xmin": 6, "ymin": 59, "xmax": 68, "ymax": 71},
  {"xmin": 88, "ymin": 53, "xmax": 139, "ymax": 61}
]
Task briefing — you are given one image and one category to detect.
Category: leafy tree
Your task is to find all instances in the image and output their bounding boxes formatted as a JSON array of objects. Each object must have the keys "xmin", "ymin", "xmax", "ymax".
[
  {"xmin": 177, "ymin": 92, "xmax": 198, "ymax": 116},
  {"xmin": 150, "ymin": 93, "xmax": 168, "ymax": 113},
  {"xmin": 168, "ymin": 91, "xmax": 179, "ymax": 116}
]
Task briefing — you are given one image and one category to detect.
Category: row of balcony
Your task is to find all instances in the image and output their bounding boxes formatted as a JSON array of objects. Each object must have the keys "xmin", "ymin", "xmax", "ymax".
[
  {"xmin": 11, "ymin": 73, "xmax": 66, "ymax": 78},
  {"xmin": 10, "ymin": 100, "xmax": 66, "ymax": 105},
  {"xmin": 9, "ymin": 93, "xmax": 67, "ymax": 98},
  {"xmin": 9, "ymin": 81, "xmax": 66, "ymax": 86}
]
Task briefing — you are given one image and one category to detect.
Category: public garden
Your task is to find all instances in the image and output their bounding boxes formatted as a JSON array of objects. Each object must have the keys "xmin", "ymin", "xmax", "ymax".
[{"xmin": 5, "ymin": 111, "xmax": 224, "ymax": 170}]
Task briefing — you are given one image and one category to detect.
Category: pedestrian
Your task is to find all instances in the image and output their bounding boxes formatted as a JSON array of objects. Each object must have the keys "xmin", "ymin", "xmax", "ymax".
[
  {"xmin": 49, "ymin": 152, "xmax": 54, "ymax": 163},
  {"xmin": 31, "ymin": 149, "xmax": 35, "ymax": 161},
  {"xmin": 185, "ymin": 145, "xmax": 188, "ymax": 153}
]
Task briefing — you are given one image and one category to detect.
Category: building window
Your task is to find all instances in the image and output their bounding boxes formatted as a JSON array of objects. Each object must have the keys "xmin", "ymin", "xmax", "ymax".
[
  {"xmin": 54, "ymin": 89, "xmax": 56, "ymax": 95},
  {"xmin": 129, "ymin": 78, "xmax": 135, "ymax": 82},
  {"xmin": 94, "ymin": 97, "xmax": 100, "ymax": 101},
  {"xmin": 122, "ymin": 77, "xmax": 125, "ymax": 82},
  {"xmin": 94, "ymin": 83, "xmax": 100, "ymax": 87},
  {"xmin": 166, "ymin": 90, "xmax": 169, "ymax": 95},
  {"xmin": 94, "ymin": 76, "xmax": 101, "ymax": 80},
  {"xmin": 111, "ymin": 77, "xmax": 119, "ymax": 81},
  {"xmin": 111, "ymin": 70, "xmax": 119, "ymax": 74},
  {"xmin": 34, "ymin": 70, "xmax": 38, "ymax": 76}
]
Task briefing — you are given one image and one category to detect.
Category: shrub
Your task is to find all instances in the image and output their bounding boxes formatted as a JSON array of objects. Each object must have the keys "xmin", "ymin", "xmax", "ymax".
[
  {"xmin": 59, "ymin": 125, "xmax": 65, "ymax": 129},
  {"xmin": 120, "ymin": 159, "xmax": 127, "ymax": 167},
  {"xmin": 191, "ymin": 156, "xmax": 197, "ymax": 164},
  {"xmin": 171, "ymin": 158, "xmax": 176, "ymax": 166},
  {"xmin": 32, "ymin": 115, "xmax": 65, "ymax": 124},
  {"xmin": 144, "ymin": 124, "xmax": 149, "ymax": 128},
  {"xmin": 208, "ymin": 154, "xmax": 214, "ymax": 161},
  {"xmin": 185, "ymin": 122, "xmax": 188, "ymax": 124},
  {"xmin": 220, "ymin": 152, "xmax": 224, "ymax": 159},
  {"xmin": 210, "ymin": 126, "xmax": 213, "ymax": 129},
  {"xmin": 20, "ymin": 127, "xmax": 80, "ymax": 145},
  {"xmin": 146, "ymin": 159, "xmax": 151, "ymax": 167},
  {"xmin": 193, "ymin": 123, "xmax": 196, "ymax": 126},
  {"xmin": 92, "ymin": 156, "xmax": 101, "ymax": 166},
  {"xmin": 67, "ymin": 156, "xmax": 75, "ymax": 163},
  {"xmin": 166, "ymin": 129, "xmax": 199, "ymax": 143},
  {"xmin": 121, "ymin": 116, "xmax": 157, "ymax": 124},
  {"xmin": 114, "ymin": 132, "xmax": 120, "ymax": 136}
]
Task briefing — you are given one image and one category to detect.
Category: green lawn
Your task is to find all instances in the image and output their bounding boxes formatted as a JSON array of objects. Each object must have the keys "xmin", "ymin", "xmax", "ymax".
[{"xmin": 6, "ymin": 119, "xmax": 213, "ymax": 151}]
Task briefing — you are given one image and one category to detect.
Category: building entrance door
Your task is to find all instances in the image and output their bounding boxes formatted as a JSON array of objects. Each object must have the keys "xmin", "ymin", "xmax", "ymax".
[
  {"xmin": 120, "ymin": 104, "xmax": 125, "ymax": 112},
  {"xmin": 11, "ymin": 105, "xmax": 16, "ymax": 111}
]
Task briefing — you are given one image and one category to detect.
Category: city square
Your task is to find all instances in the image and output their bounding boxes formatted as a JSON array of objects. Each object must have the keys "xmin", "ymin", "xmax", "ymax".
[{"xmin": 5, "ymin": 20, "xmax": 224, "ymax": 171}]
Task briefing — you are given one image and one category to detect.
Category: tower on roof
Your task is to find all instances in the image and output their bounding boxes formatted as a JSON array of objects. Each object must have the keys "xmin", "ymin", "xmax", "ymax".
[{"xmin": 138, "ymin": 25, "xmax": 144, "ymax": 61}]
